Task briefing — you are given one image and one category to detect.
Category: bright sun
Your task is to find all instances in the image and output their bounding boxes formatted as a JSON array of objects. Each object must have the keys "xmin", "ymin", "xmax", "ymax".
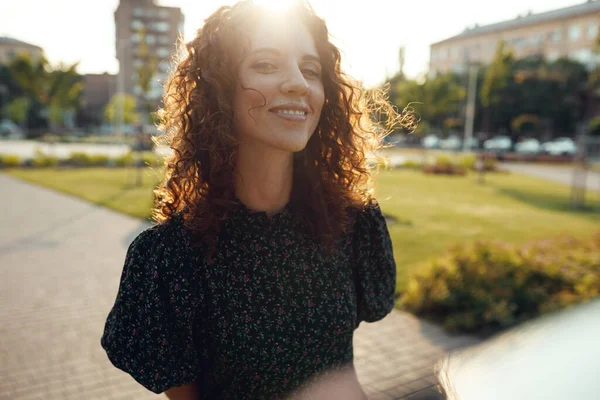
[{"xmin": 254, "ymin": 0, "xmax": 296, "ymax": 13}]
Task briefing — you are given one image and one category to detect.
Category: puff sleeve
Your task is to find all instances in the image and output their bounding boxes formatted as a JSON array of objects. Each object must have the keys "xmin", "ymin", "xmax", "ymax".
[
  {"xmin": 101, "ymin": 222, "xmax": 202, "ymax": 393},
  {"xmin": 352, "ymin": 200, "xmax": 397, "ymax": 325}
]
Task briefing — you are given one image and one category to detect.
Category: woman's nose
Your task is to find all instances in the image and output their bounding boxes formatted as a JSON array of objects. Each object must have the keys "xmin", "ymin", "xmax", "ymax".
[{"xmin": 280, "ymin": 68, "xmax": 310, "ymax": 96}]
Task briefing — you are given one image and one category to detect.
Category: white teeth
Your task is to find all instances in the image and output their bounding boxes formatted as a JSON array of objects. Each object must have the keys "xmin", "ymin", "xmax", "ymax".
[{"xmin": 275, "ymin": 109, "xmax": 306, "ymax": 116}]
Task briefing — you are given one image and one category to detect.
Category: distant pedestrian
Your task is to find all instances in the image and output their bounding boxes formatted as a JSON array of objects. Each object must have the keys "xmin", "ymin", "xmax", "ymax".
[{"xmin": 101, "ymin": 1, "xmax": 410, "ymax": 399}]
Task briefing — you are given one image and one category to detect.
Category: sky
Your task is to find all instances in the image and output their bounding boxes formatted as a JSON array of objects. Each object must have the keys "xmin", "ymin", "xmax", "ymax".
[{"xmin": 0, "ymin": 0, "xmax": 588, "ymax": 87}]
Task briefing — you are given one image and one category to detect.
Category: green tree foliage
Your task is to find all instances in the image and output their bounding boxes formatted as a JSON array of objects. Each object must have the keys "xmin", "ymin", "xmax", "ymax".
[
  {"xmin": 105, "ymin": 94, "xmax": 140, "ymax": 125},
  {"xmin": 6, "ymin": 54, "xmax": 82, "ymax": 131},
  {"xmin": 5, "ymin": 97, "xmax": 31, "ymax": 126},
  {"xmin": 390, "ymin": 72, "xmax": 465, "ymax": 134},
  {"xmin": 135, "ymin": 27, "xmax": 158, "ymax": 123}
]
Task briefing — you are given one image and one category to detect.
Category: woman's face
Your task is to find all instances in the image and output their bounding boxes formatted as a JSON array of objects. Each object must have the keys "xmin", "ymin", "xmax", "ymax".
[{"xmin": 232, "ymin": 19, "xmax": 325, "ymax": 153}]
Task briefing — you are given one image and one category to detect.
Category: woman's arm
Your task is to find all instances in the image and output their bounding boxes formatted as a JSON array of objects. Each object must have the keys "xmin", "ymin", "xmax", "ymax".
[{"xmin": 165, "ymin": 382, "xmax": 200, "ymax": 400}]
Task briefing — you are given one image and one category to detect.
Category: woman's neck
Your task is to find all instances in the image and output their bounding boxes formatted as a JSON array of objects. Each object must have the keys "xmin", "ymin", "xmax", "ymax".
[{"xmin": 234, "ymin": 141, "xmax": 294, "ymax": 217}]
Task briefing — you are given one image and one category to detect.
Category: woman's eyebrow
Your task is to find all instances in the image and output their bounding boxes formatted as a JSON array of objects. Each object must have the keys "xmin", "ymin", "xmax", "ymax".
[
  {"xmin": 302, "ymin": 54, "xmax": 321, "ymax": 64},
  {"xmin": 249, "ymin": 48, "xmax": 320, "ymax": 63}
]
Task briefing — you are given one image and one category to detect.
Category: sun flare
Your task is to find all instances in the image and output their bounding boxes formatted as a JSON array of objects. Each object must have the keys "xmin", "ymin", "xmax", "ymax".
[{"xmin": 254, "ymin": 0, "xmax": 297, "ymax": 14}]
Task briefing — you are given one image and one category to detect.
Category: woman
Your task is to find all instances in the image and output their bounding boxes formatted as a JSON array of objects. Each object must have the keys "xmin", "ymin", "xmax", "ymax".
[{"xmin": 101, "ymin": 1, "xmax": 413, "ymax": 399}]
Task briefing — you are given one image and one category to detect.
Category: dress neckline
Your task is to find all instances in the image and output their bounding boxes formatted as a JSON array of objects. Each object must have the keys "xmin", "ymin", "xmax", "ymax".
[{"xmin": 232, "ymin": 196, "xmax": 292, "ymax": 222}]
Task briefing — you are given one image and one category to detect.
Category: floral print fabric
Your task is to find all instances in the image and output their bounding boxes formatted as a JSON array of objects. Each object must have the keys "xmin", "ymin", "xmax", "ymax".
[{"xmin": 101, "ymin": 200, "xmax": 396, "ymax": 399}]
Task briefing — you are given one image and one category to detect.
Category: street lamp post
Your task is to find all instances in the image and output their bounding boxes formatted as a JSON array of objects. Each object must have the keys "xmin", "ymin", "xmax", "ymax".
[
  {"xmin": 463, "ymin": 64, "xmax": 479, "ymax": 153},
  {"xmin": 116, "ymin": 39, "xmax": 130, "ymax": 141}
]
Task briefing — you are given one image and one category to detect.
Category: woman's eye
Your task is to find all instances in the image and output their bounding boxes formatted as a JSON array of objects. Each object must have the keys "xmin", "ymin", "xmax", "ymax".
[
  {"xmin": 253, "ymin": 62, "xmax": 277, "ymax": 72},
  {"xmin": 302, "ymin": 69, "xmax": 320, "ymax": 78}
]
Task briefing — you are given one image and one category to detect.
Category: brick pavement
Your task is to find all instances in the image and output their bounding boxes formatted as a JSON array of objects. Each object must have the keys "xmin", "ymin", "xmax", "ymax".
[{"xmin": 0, "ymin": 174, "xmax": 478, "ymax": 399}]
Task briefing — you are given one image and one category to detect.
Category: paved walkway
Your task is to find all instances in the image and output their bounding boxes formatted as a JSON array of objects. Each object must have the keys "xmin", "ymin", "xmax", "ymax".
[
  {"xmin": 0, "ymin": 174, "xmax": 478, "ymax": 400},
  {"xmin": 501, "ymin": 162, "xmax": 600, "ymax": 191}
]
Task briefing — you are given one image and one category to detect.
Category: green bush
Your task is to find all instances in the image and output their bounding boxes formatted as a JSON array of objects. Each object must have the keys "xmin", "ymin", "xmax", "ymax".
[
  {"xmin": 459, "ymin": 154, "xmax": 477, "ymax": 170},
  {"xmin": 403, "ymin": 160, "xmax": 422, "ymax": 169},
  {"xmin": 142, "ymin": 152, "xmax": 163, "ymax": 167},
  {"xmin": 67, "ymin": 152, "xmax": 92, "ymax": 166},
  {"xmin": 65, "ymin": 152, "xmax": 109, "ymax": 167},
  {"xmin": 114, "ymin": 152, "xmax": 135, "ymax": 167},
  {"xmin": 0, "ymin": 154, "xmax": 21, "ymax": 168},
  {"xmin": 423, "ymin": 155, "xmax": 466, "ymax": 175},
  {"xmin": 32, "ymin": 150, "xmax": 59, "ymax": 168},
  {"xmin": 89, "ymin": 154, "xmax": 109, "ymax": 166},
  {"xmin": 401, "ymin": 234, "xmax": 600, "ymax": 335}
]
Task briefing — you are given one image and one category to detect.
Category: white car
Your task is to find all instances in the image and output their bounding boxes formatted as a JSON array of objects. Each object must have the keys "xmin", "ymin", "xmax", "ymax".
[
  {"xmin": 484, "ymin": 135, "xmax": 513, "ymax": 152},
  {"xmin": 515, "ymin": 138, "xmax": 541, "ymax": 154},
  {"xmin": 422, "ymin": 134, "xmax": 440, "ymax": 149},
  {"xmin": 439, "ymin": 135, "xmax": 462, "ymax": 150},
  {"xmin": 541, "ymin": 137, "xmax": 577, "ymax": 156}
]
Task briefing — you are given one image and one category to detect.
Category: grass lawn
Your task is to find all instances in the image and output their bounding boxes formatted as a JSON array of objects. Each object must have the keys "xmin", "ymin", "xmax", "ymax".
[
  {"xmin": 5, "ymin": 167, "xmax": 163, "ymax": 220},
  {"xmin": 4, "ymin": 167, "xmax": 600, "ymax": 292}
]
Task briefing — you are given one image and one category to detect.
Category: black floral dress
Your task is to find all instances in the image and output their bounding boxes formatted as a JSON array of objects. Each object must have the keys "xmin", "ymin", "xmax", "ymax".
[{"xmin": 101, "ymin": 199, "xmax": 396, "ymax": 399}]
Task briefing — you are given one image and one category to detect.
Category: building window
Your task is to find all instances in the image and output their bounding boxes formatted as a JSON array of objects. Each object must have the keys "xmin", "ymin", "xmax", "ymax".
[
  {"xmin": 153, "ymin": 22, "xmax": 170, "ymax": 32},
  {"xmin": 568, "ymin": 25, "xmax": 581, "ymax": 41},
  {"xmin": 547, "ymin": 51, "xmax": 560, "ymax": 62},
  {"xmin": 159, "ymin": 36, "xmax": 171, "ymax": 45},
  {"xmin": 570, "ymin": 48, "xmax": 593, "ymax": 66},
  {"xmin": 146, "ymin": 34, "xmax": 156, "ymax": 45},
  {"xmin": 588, "ymin": 23, "xmax": 598, "ymax": 39},
  {"xmin": 133, "ymin": 7, "xmax": 144, "ymax": 17},
  {"xmin": 131, "ymin": 34, "xmax": 140, "ymax": 43},
  {"xmin": 159, "ymin": 9, "xmax": 169, "ymax": 18},
  {"xmin": 178, "ymin": 22, "xmax": 184, "ymax": 34},
  {"xmin": 157, "ymin": 47, "xmax": 170, "ymax": 58},
  {"xmin": 549, "ymin": 29, "xmax": 562, "ymax": 42},
  {"xmin": 131, "ymin": 20, "xmax": 143, "ymax": 31},
  {"xmin": 158, "ymin": 62, "xmax": 170, "ymax": 73}
]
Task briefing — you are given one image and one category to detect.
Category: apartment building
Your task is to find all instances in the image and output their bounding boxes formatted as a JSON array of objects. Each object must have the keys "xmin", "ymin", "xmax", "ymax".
[
  {"xmin": 430, "ymin": 0, "xmax": 600, "ymax": 75},
  {"xmin": 114, "ymin": 0, "xmax": 184, "ymax": 106},
  {"xmin": 80, "ymin": 73, "xmax": 117, "ymax": 125},
  {"xmin": 0, "ymin": 37, "xmax": 43, "ymax": 65}
]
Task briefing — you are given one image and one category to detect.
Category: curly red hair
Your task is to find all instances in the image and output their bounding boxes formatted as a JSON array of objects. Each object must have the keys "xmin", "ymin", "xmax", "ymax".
[{"xmin": 153, "ymin": 0, "xmax": 415, "ymax": 257}]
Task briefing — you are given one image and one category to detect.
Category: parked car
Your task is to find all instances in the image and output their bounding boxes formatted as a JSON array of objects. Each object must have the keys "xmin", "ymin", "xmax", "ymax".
[
  {"xmin": 439, "ymin": 135, "xmax": 462, "ymax": 150},
  {"xmin": 484, "ymin": 135, "xmax": 513, "ymax": 152},
  {"xmin": 465, "ymin": 137, "xmax": 480, "ymax": 150},
  {"xmin": 422, "ymin": 134, "xmax": 440, "ymax": 149},
  {"xmin": 515, "ymin": 138, "xmax": 541, "ymax": 154},
  {"xmin": 540, "ymin": 137, "xmax": 577, "ymax": 156},
  {"xmin": 0, "ymin": 119, "xmax": 25, "ymax": 139}
]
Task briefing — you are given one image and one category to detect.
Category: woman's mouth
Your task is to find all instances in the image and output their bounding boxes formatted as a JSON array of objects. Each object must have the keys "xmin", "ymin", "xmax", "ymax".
[{"xmin": 270, "ymin": 109, "xmax": 308, "ymax": 121}]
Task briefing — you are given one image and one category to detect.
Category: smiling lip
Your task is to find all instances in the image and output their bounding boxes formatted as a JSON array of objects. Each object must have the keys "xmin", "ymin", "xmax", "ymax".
[{"xmin": 269, "ymin": 104, "xmax": 309, "ymax": 122}]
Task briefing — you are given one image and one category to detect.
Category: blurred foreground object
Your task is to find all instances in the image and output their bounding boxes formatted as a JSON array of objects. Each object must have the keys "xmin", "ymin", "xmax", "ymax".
[
  {"xmin": 287, "ymin": 365, "xmax": 368, "ymax": 400},
  {"xmin": 437, "ymin": 299, "xmax": 600, "ymax": 400}
]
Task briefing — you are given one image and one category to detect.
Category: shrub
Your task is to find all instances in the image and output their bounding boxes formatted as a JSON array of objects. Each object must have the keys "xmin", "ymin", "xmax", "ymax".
[
  {"xmin": 0, "ymin": 154, "xmax": 21, "ymax": 168},
  {"xmin": 401, "ymin": 234, "xmax": 600, "ymax": 335},
  {"xmin": 67, "ymin": 152, "xmax": 92, "ymax": 166},
  {"xmin": 32, "ymin": 150, "xmax": 59, "ymax": 168},
  {"xmin": 459, "ymin": 154, "xmax": 477, "ymax": 171},
  {"xmin": 114, "ymin": 152, "xmax": 135, "ymax": 167},
  {"xmin": 89, "ymin": 154, "xmax": 109, "ymax": 166},
  {"xmin": 403, "ymin": 160, "xmax": 422, "ymax": 169},
  {"xmin": 483, "ymin": 158, "xmax": 498, "ymax": 172},
  {"xmin": 142, "ymin": 152, "xmax": 163, "ymax": 167},
  {"xmin": 423, "ymin": 155, "xmax": 466, "ymax": 176}
]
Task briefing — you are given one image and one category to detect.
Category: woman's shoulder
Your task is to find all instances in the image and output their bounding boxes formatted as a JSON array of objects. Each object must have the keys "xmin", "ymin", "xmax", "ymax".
[
  {"xmin": 349, "ymin": 197, "xmax": 386, "ymax": 231},
  {"xmin": 125, "ymin": 213, "xmax": 197, "ymax": 276}
]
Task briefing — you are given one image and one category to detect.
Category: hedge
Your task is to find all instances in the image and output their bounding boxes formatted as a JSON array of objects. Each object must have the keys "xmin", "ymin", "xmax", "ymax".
[{"xmin": 401, "ymin": 233, "xmax": 600, "ymax": 335}]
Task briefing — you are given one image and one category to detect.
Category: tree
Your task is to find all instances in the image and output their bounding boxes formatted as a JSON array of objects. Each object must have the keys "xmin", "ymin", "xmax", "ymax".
[
  {"xmin": 5, "ymin": 97, "xmax": 31, "ymax": 127},
  {"xmin": 388, "ymin": 72, "xmax": 465, "ymax": 134},
  {"xmin": 135, "ymin": 27, "xmax": 158, "ymax": 124},
  {"xmin": 105, "ymin": 94, "xmax": 140, "ymax": 125},
  {"xmin": 480, "ymin": 41, "xmax": 515, "ymax": 133},
  {"xmin": 6, "ymin": 54, "xmax": 82, "ymax": 133}
]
